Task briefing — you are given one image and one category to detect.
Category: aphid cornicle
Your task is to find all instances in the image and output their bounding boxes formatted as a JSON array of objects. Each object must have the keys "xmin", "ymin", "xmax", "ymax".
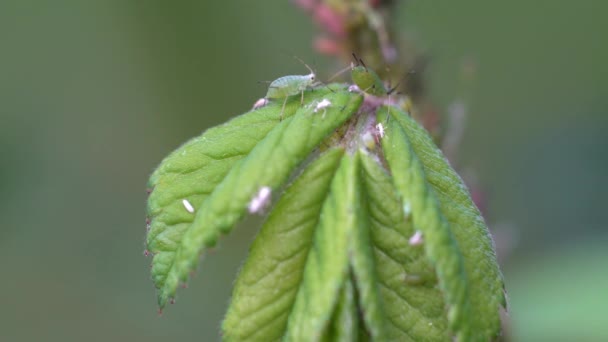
[{"xmin": 264, "ymin": 57, "xmax": 319, "ymax": 120}]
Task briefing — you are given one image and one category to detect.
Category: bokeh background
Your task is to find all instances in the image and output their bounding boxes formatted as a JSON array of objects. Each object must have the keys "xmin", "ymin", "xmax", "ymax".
[{"xmin": 1, "ymin": 1, "xmax": 606, "ymax": 341}]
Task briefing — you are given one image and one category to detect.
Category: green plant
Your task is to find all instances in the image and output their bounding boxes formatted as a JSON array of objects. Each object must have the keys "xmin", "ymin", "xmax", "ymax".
[{"xmin": 144, "ymin": 1, "xmax": 505, "ymax": 341}]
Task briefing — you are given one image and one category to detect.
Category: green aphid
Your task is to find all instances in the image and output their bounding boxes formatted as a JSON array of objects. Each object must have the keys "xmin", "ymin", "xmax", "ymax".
[
  {"xmin": 264, "ymin": 57, "xmax": 319, "ymax": 120},
  {"xmin": 350, "ymin": 53, "xmax": 391, "ymax": 97}
]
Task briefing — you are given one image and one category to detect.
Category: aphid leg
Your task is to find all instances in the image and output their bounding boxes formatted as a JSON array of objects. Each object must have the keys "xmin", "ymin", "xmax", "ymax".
[
  {"xmin": 328, "ymin": 64, "xmax": 352, "ymax": 82},
  {"xmin": 300, "ymin": 90, "xmax": 304, "ymax": 105},
  {"xmin": 280, "ymin": 96, "xmax": 288, "ymax": 121}
]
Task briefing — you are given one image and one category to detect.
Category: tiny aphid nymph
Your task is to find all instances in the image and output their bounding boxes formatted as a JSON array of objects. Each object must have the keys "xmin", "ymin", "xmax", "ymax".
[
  {"xmin": 182, "ymin": 199, "xmax": 195, "ymax": 213},
  {"xmin": 376, "ymin": 122, "xmax": 385, "ymax": 139},
  {"xmin": 252, "ymin": 97, "xmax": 269, "ymax": 110},
  {"xmin": 248, "ymin": 186, "xmax": 272, "ymax": 214},
  {"xmin": 314, "ymin": 98, "xmax": 332, "ymax": 116}
]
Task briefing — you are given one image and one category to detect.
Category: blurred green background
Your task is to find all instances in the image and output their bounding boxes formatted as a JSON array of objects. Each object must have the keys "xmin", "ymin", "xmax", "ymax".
[{"xmin": 1, "ymin": 1, "xmax": 606, "ymax": 341}]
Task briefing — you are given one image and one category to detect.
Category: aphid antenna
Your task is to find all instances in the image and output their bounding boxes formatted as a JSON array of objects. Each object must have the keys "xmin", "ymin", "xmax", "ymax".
[
  {"xmin": 327, "ymin": 64, "xmax": 352, "ymax": 82},
  {"xmin": 387, "ymin": 68, "xmax": 417, "ymax": 95},
  {"xmin": 292, "ymin": 55, "xmax": 316, "ymax": 75},
  {"xmin": 351, "ymin": 52, "xmax": 364, "ymax": 70}
]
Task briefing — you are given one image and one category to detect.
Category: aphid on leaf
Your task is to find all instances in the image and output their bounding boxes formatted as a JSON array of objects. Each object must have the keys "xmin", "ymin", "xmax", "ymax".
[
  {"xmin": 350, "ymin": 53, "xmax": 391, "ymax": 97},
  {"xmin": 264, "ymin": 57, "xmax": 320, "ymax": 120},
  {"xmin": 182, "ymin": 199, "xmax": 195, "ymax": 213},
  {"xmin": 248, "ymin": 186, "xmax": 272, "ymax": 214}
]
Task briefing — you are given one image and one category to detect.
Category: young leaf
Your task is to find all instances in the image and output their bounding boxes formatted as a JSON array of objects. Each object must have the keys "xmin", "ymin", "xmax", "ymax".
[
  {"xmin": 378, "ymin": 106, "xmax": 505, "ymax": 341},
  {"xmin": 222, "ymin": 148, "xmax": 345, "ymax": 341},
  {"xmin": 285, "ymin": 154, "xmax": 359, "ymax": 341},
  {"xmin": 348, "ymin": 151, "xmax": 387, "ymax": 340},
  {"xmin": 323, "ymin": 276, "xmax": 359, "ymax": 342},
  {"xmin": 147, "ymin": 100, "xmax": 297, "ymax": 296},
  {"xmin": 360, "ymin": 152, "xmax": 448, "ymax": 340},
  {"xmin": 146, "ymin": 87, "xmax": 338, "ymax": 308},
  {"xmin": 152, "ymin": 88, "xmax": 363, "ymax": 308}
]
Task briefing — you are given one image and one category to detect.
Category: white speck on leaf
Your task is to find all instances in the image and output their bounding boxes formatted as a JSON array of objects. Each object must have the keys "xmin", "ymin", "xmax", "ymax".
[
  {"xmin": 376, "ymin": 122, "xmax": 385, "ymax": 139},
  {"xmin": 409, "ymin": 230, "xmax": 424, "ymax": 246},
  {"xmin": 252, "ymin": 98, "xmax": 269, "ymax": 110},
  {"xmin": 348, "ymin": 84, "xmax": 360, "ymax": 93},
  {"xmin": 314, "ymin": 98, "xmax": 331, "ymax": 113},
  {"xmin": 182, "ymin": 199, "xmax": 195, "ymax": 213},
  {"xmin": 248, "ymin": 186, "xmax": 272, "ymax": 214}
]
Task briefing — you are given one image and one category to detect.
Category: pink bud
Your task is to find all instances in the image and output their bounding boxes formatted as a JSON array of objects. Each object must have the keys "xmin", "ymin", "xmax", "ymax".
[
  {"xmin": 314, "ymin": 36, "xmax": 342, "ymax": 56},
  {"xmin": 313, "ymin": 4, "xmax": 347, "ymax": 38},
  {"xmin": 293, "ymin": 0, "xmax": 318, "ymax": 12}
]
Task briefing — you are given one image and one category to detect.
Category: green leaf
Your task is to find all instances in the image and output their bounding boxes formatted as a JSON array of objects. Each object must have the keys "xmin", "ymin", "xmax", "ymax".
[
  {"xmin": 222, "ymin": 148, "xmax": 345, "ymax": 341},
  {"xmin": 348, "ymin": 152, "xmax": 387, "ymax": 340},
  {"xmin": 150, "ymin": 87, "xmax": 362, "ymax": 308},
  {"xmin": 285, "ymin": 154, "xmax": 359, "ymax": 341},
  {"xmin": 323, "ymin": 277, "xmax": 359, "ymax": 342},
  {"xmin": 378, "ymin": 106, "xmax": 505, "ymax": 341},
  {"xmin": 146, "ymin": 96, "xmax": 304, "ymax": 300},
  {"xmin": 360, "ymin": 151, "xmax": 448, "ymax": 341}
]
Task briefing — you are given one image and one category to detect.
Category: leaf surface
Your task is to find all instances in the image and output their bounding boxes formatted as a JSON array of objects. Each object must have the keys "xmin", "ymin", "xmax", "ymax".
[
  {"xmin": 150, "ymin": 88, "xmax": 362, "ymax": 308},
  {"xmin": 348, "ymin": 152, "xmax": 387, "ymax": 340},
  {"xmin": 323, "ymin": 278, "xmax": 359, "ymax": 342},
  {"xmin": 147, "ymin": 97, "xmax": 303, "ymax": 301},
  {"xmin": 360, "ymin": 152, "xmax": 449, "ymax": 341},
  {"xmin": 378, "ymin": 106, "xmax": 505, "ymax": 341},
  {"xmin": 285, "ymin": 154, "xmax": 359, "ymax": 341},
  {"xmin": 222, "ymin": 148, "xmax": 345, "ymax": 341}
]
